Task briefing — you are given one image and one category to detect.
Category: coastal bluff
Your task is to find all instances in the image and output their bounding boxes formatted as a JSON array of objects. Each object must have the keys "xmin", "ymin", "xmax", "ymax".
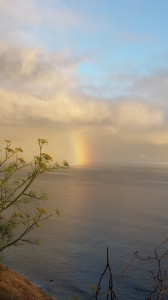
[{"xmin": 0, "ymin": 264, "xmax": 57, "ymax": 300}]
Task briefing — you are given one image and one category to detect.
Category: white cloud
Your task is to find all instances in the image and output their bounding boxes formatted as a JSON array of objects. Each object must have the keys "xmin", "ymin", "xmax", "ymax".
[
  {"xmin": 0, "ymin": 0, "xmax": 83, "ymax": 47},
  {"xmin": 0, "ymin": 45, "xmax": 82, "ymax": 96},
  {"xmin": 0, "ymin": 45, "xmax": 165, "ymax": 131},
  {"xmin": 0, "ymin": 0, "xmax": 83, "ymax": 27},
  {"xmin": 0, "ymin": 88, "xmax": 112, "ymax": 125}
]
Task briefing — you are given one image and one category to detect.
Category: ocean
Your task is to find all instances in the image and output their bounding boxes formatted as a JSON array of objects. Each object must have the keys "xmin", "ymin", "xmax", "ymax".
[{"xmin": 3, "ymin": 165, "xmax": 168, "ymax": 299}]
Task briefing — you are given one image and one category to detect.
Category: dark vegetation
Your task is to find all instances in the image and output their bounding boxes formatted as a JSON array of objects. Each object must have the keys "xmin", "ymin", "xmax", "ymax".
[{"xmin": 0, "ymin": 138, "xmax": 68, "ymax": 252}]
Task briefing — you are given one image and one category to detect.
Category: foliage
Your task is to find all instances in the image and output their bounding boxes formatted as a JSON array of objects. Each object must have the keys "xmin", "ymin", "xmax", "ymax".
[{"xmin": 0, "ymin": 138, "xmax": 68, "ymax": 252}]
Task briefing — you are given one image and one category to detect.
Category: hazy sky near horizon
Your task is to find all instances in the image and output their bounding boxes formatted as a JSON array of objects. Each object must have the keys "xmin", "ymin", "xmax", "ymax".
[{"xmin": 1, "ymin": 0, "xmax": 168, "ymax": 166}]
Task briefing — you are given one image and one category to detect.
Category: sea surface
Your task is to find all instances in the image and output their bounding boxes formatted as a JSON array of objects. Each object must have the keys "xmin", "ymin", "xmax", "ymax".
[{"xmin": 3, "ymin": 164, "xmax": 168, "ymax": 300}]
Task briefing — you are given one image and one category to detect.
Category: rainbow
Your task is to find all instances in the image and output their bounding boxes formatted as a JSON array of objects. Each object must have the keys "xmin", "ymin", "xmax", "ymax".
[{"xmin": 70, "ymin": 132, "xmax": 91, "ymax": 166}]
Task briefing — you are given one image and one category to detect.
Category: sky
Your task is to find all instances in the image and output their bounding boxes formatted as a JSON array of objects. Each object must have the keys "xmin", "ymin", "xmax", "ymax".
[{"xmin": 1, "ymin": 0, "xmax": 168, "ymax": 166}]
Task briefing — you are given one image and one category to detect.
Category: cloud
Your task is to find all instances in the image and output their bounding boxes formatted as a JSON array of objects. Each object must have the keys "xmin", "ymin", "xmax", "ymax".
[
  {"xmin": 131, "ymin": 68, "xmax": 168, "ymax": 103},
  {"xmin": 1, "ymin": 2, "xmax": 168, "ymax": 164},
  {"xmin": 0, "ymin": 45, "xmax": 84, "ymax": 95},
  {"xmin": 116, "ymin": 101, "xmax": 163, "ymax": 129},
  {"xmin": 0, "ymin": 0, "xmax": 84, "ymax": 47},
  {"xmin": 0, "ymin": 88, "xmax": 112, "ymax": 125},
  {"xmin": 0, "ymin": 45, "xmax": 165, "ymax": 131},
  {"xmin": 0, "ymin": 45, "xmax": 112, "ymax": 125},
  {"xmin": 0, "ymin": 0, "xmax": 83, "ymax": 27},
  {"xmin": 0, "ymin": 43, "xmax": 168, "ymax": 164}
]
